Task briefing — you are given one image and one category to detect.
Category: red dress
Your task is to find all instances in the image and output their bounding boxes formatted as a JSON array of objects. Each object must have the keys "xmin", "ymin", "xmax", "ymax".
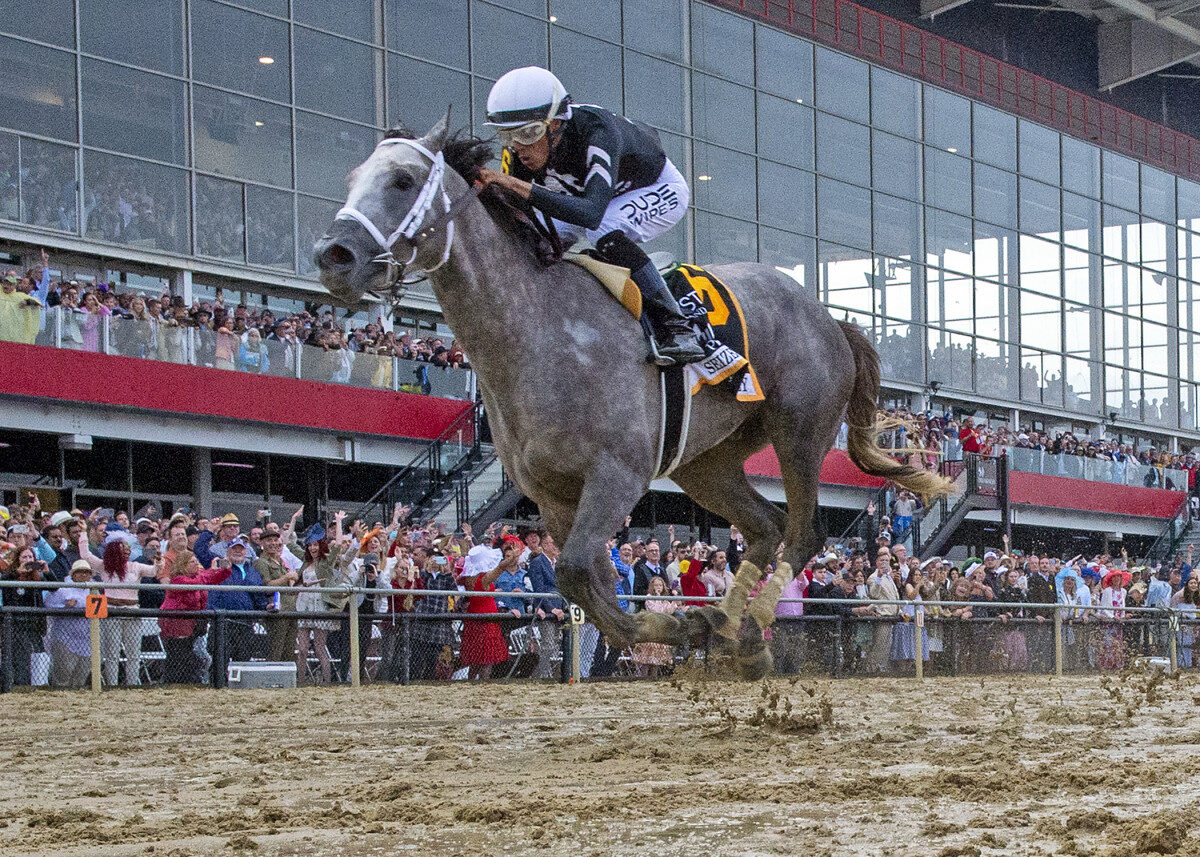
[{"xmin": 458, "ymin": 575, "xmax": 510, "ymax": 666}]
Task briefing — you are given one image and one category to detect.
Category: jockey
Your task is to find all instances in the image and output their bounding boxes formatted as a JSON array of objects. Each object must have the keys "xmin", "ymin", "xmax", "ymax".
[{"xmin": 477, "ymin": 66, "xmax": 705, "ymax": 367}]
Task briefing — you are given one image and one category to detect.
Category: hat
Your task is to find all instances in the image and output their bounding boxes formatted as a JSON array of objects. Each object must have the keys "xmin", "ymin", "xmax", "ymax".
[
  {"xmin": 136, "ymin": 522, "xmax": 156, "ymax": 535},
  {"xmin": 70, "ymin": 559, "xmax": 92, "ymax": 575},
  {"xmin": 920, "ymin": 557, "xmax": 940, "ymax": 570},
  {"xmin": 0, "ymin": 505, "xmax": 8, "ymax": 522},
  {"xmin": 226, "ymin": 536, "xmax": 250, "ymax": 550},
  {"xmin": 984, "ymin": 551, "xmax": 999, "ymax": 560},
  {"xmin": 1129, "ymin": 581, "xmax": 1148, "ymax": 596},
  {"xmin": 1102, "ymin": 569, "xmax": 1132, "ymax": 589},
  {"xmin": 460, "ymin": 544, "xmax": 502, "ymax": 579},
  {"xmin": 8, "ymin": 524, "xmax": 30, "ymax": 535},
  {"xmin": 820, "ymin": 552, "xmax": 840, "ymax": 565},
  {"xmin": 219, "ymin": 513, "xmax": 239, "ymax": 527},
  {"xmin": 303, "ymin": 523, "xmax": 326, "ymax": 545},
  {"xmin": 500, "ymin": 534, "xmax": 524, "ymax": 551},
  {"xmin": 49, "ymin": 510, "xmax": 74, "ymax": 527},
  {"xmin": 3, "ymin": 274, "xmax": 18, "ymax": 284}
]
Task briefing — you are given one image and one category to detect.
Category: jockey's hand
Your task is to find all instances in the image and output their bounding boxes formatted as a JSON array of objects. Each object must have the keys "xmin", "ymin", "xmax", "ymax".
[{"xmin": 476, "ymin": 168, "xmax": 532, "ymax": 200}]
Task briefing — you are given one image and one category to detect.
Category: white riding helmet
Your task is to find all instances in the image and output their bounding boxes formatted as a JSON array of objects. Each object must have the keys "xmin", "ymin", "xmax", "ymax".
[{"xmin": 485, "ymin": 67, "xmax": 571, "ymax": 127}]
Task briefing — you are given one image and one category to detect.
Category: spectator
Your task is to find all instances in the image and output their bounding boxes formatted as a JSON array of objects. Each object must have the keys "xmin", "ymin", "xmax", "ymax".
[
  {"xmin": 292, "ymin": 522, "xmax": 343, "ymax": 685},
  {"xmin": 78, "ymin": 527, "xmax": 157, "ymax": 686},
  {"xmin": 195, "ymin": 513, "xmax": 258, "ymax": 567},
  {"xmin": 993, "ymin": 567, "xmax": 1029, "ymax": 671},
  {"xmin": 457, "ymin": 543, "xmax": 512, "ymax": 681},
  {"xmin": 238, "ymin": 327, "xmax": 270, "ymax": 373},
  {"xmin": 630, "ymin": 575, "xmax": 674, "ymax": 677},
  {"xmin": 866, "ymin": 548, "xmax": 899, "ymax": 673},
  {"xmin": 700, "ymin": 549, "xmax": 733, "ymax": 598},
  {"xmin": 632, "ymin": 542, "xmax": 665, "ymax": 607},
  {"xmin": 1025, "ymin": 556, "xmax": 1057, "ymax": 672},
  {"xmin": 43, "ymin": 560, "xmax": 96, "ymax": 689},
  {"xmin": 1174, "ymin": 576, "xmax": 1199, "ymax": 667},
  {"xmin": 0, "ymin": 272, "xmax": 42, "ymax": 344},
  {"xmin": 206, "ymin": 536, "xmax": 270, "ymax": 664},
  {"xmin": 524, "ymin": 529, "xmax": 562, "ymax": 680},
  {"xmin": 256, "ymin": 529, "xmax": 299, "ymax": 662},
  {"xmin": 407, "ymin": 548, "xmax": 458, "ymax": 681},
  {"xmin": 1, "ymin": 550, "xmax": 52, "ymax": 685},
  {"xmin": 160, "ymin": 550, "xmax": 229, "ymax": 684}
]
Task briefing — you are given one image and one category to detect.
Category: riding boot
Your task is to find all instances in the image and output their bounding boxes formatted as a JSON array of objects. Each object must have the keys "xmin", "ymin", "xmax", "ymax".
[
  {"xmin": 629, "ymin": 261, "xmax": 707, "ymax": 366},
  {"xmin": 594, "ymin": 229, "xmax": 706, "ymax": 367}
]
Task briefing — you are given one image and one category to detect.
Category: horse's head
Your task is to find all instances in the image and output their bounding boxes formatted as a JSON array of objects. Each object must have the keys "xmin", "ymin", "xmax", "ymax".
[{"xmin": 313, "ymin": 113, "xmax": 459, "ymax": 305}]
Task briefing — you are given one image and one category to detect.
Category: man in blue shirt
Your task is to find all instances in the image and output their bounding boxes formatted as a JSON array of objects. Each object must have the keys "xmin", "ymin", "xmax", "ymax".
[
  {"xmin": 495, "ymin": 565, "xmax": 528, "ymax": 616},
  {"xmin": 523, "ymin": 528, "xmax": 562, "ymax": 679},
  {"xmin": 207, "ymin": 537, "xmax": 270, "ymax": 665}
]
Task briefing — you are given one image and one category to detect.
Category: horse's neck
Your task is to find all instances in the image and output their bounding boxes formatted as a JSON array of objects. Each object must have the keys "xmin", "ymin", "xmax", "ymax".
[{"xmin": 430, "ymin": 200, "xmax": 543, "ymax": 388}]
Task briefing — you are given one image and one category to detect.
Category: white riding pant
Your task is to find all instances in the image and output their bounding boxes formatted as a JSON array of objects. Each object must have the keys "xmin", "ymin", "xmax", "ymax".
[
  {"xmin": 100, "ymin": 616, "xmax": 144, "ymax": 685},
  {"xmin": 552, "ymin": 158, "xmax": 689, "ymax": 247}
]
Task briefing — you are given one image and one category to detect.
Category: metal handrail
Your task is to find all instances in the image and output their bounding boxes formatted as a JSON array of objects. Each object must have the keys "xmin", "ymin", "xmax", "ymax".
[{"xmin": 713, "ymin": 0, "xmax": 1199, "ymax": 180}]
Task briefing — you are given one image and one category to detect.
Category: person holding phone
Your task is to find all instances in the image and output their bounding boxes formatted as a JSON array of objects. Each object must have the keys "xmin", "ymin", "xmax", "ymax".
[{"xmin": 2, "ymin": 549, "xmax": 52, "ymax": 685}]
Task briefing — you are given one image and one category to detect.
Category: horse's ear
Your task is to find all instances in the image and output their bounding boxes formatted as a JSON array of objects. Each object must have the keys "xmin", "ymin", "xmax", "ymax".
[{"xmin": 420, "ymin": 106, "xmax": 452, "ymax": 153}]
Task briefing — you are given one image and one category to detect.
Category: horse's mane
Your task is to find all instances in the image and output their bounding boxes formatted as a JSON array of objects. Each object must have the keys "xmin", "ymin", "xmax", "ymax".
[{"xmin": 383, "ymin": 126, "xmax": 559, "ymax": 265}]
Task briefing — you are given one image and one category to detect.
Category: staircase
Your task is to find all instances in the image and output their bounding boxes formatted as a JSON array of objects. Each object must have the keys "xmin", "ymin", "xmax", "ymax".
[
  {"xmin": 914, "ymin": 454, "xmax": 1011, "ymax": 560},
  {"xmin": 1142, "ymin": 496, "xmax": 1196, "ymax": 567}
]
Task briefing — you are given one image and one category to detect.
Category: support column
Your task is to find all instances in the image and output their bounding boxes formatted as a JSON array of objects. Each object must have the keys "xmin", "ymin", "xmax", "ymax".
[{"xmin": 192, "ymin": 447, "xmax": 212, "ymax": 517}]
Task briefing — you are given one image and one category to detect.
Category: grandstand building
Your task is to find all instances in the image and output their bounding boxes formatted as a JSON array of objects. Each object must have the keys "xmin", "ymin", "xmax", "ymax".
[{"xmin": 3, "ymin": 0, "xmax": 1199, "ymax": 553}]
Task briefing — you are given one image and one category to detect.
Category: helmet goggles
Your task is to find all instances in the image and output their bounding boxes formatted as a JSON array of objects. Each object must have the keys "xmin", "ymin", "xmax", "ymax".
[{"xmin": 497, "ymin": 120, "xmax": 551, "ymax": 148}]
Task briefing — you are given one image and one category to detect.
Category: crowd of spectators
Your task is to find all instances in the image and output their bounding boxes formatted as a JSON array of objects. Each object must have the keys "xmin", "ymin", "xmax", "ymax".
[
  {"xmin": 0, "ymin": 249, "xmax": 468, "ymax": 391},
  {"xmin": 1, "ymin": 487, "xmax": 1197, "ymax": 689},
  {"xmin": 879, "ymin": 406, "xmax": 1200, "ymax": 491}
]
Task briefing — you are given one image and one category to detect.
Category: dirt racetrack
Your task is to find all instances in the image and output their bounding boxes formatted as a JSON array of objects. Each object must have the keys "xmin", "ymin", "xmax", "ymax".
[{"xmin": 1, "ymin": 672, "xmax": 1197, "ymax": 857}]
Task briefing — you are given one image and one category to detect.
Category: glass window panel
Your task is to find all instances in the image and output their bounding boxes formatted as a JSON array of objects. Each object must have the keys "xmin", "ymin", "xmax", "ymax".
[
  {"xmin": 470, "ymin": 75, "xmax": 493, "ymax": 139},
  {"xmin": 760, "ymin": 228, "xmax": 816, "ymax": 291},
  {"xmin": 193, "ymin": 87, "xmax": 293, "ymax": 188},
  {"xmin": 692, "ymin": 74, "xmax": 754, "ymax": 152},
  {"xmin": 488, "ymin": 0, "xmax": 545, "ymax": 15},
  {"xmin": 82, "ymin": 151, "xmax": 188, "ymax": 253},
  {"xmin": 550, "ymin": 29, "xmax": 623, "ymax": 112},
  {"xmin": 816, "ymin": 113, "xmax": 869, "ymax": 186},
  {"xmin": 815, "ymin": 47, "xmax": 868, "ymax": 123},
  {"xmin": 1103, "ymin": 205, "xmax": 1140, "ymax": 262},
  {"xmin": 878, "ymin": 319, "xmax": 923, "ymax": 381},
  {"xmin": 386, "ymin": 0, "xmax": 468, "ymax": 68},
  {"xmin": 386, "ymin": 56, "xmax": 471, "ymax": 134},
  {"xmin": 1017, "ymin": 119, "xmax": 1059, "ymax": 185},
  {"xmin": 1019, "ymin": 234, "xmax": 1061, "ymax": 297},
  {"xmin": 1179, "ymin": 178, "xmax": 1200, "ymax": 232},
  {"xmin": 81, "ymin": 59, "xmax": 187, "ymax": 164},
  {"xmin": 1019, "ymin": 176, "xmax": 1060, "ymax": 240},
  {"xmin": 550, "ymin": 0, "xmax": 620, "ymax": 41},
  {"xmin": 817, "ymin": 177, "xmax": 870, "ymax": 249},
  {"xmin": 0, "ymin": 132, "xmax": 16, "ymax": 222},
  {"xmin": 1061, "ymin": 135, "xmax": 1100, "ymax": 198},
  {"xmin": 1062, "ymin": 248, "xmax": 1096, "ymax": 305},
  {"xmin": 1143, "ymin": 270, "xmax": 1168, "ymax": 323},
  {"xmin": 1103, "ymin": 261, "xmax": 1137, "ymax": 314},
  {"xmin": 923, "ymin": 86, "xmax": 970, "ymax": 155},
  {"xmin": 1064, "ymin": 300, "xmax": 1094, "ymax": 357},
  {"xmin": 2, "ymin": 0, "xmax": 74, "ymax": 46},
  {"xmin": 870, "ymin": 67, "xmax": 920, "ymax": 139},
  {"xmin": 973, "ymin": 278, "xmax": 1008, "ymax": 340},
  {"xmin": 756, "ymin": 94, "xmax": 813, "ymax": 169},
  {"xmin": 297, "ymin": 194, "xmax": 342, "ymax": 277},
  {"xmin": 975, "ymin": 336, "xmax": 1017, "ymax": 400},
  {"xmin": 1141, "ymin": 165, "xmax": 1175, "ymax": 224},
  {"xmin": 18, "ymin": 137, "xmax": 77, "ymax": 232},
  {"xmin": 1105, "ymin": 365, "xmax": 1133, "ymax": 418},
  {"xmin": 925, "ymin": 268, "xmax": 973, "ymax": 333},
  {"xmin": 657, "ymin": 130, "xmax": 688, "ymax": 173},
  {"xmin": 1181, "ymin": 381, "xmax": 1199, "ymax": 431},
  {"xmin": 233, "ymin": 0, "xmax": 287, "ymax": 14},
  {"xmin": 0, "ymin": 36, "xmax": 77, "ymax": 142},
  {"xmin": 1103, "ymin": 311, "xmax": 1131, "ymax": 366},
  {"xmin": 624, "ymin": 0, "xmax": 687, "ymax": 62},
  {"xmin": 294, "ymin": 0, "xmax": 374, "ymax": 42},
  {"xmin": 195, "ymin": 175, "xmax": 245, "ymax": 262},
  {"xmin": 923, "ymin": 147, "xmax": 971, "ymax": 216},
  {"xmin": 926, "ymin": 328, "xmax": 973, "ymax": 390},
  {"xmin": 1062, "ymin": 190, "xmax": 1100, "ymax": 252},
  {"xmin": 81, "ymin": 0, "xmax": 184, "ymax": 75},
  {"xmin": 1145, "ymin": 373, "xmax": 1171, "ymax": 427},
  {"xmin": 925, "ymin": 208, "xmax": 972, "ymax": 274},
  {"xmin": 819, "ymin": 241, "xmax": 874, "ymax": 314},
  {"xmin": 246, "ymin": 185, "xmax": 295, "ymax": 270},
  {"xmin": 757, "ymin": 161, "xmax": 814, "ymax": 234},
  {"xmin": 974, "ymin": 222, "xmax": 1016, "ymax": 284},
  {"xmin": 1102, "ymin": 151, "xmax": 1139, "ymax": 211},
  {"xmin": 694, "ymin": 210, "xmax": 757, "ymax": 265},
  {"xmin": 624, "ymin": 52, "xmax": 687, "ymax": 134},
  {"xmin": 295, "ymin": 28, "xmax": 377, "ymax": 125},
  {"xmin": 191, "ymin": 0, "xmax": 290, "ymax": 103},
  {"xmin": 693, "ymin": 143, "xmax": 755, "ymax": 218},
  {"xmin": 1141, "ymin": 219, "xmax": 1168, "ymax": 273},
  {"xmin": 1021, "ymin": 292, "xmax": 1062, "ymax": 352},
  {"xmin": 871, "ymin": 131, "xmax": 920, "ymax": 200},
  {"xmin": 972, "ymin": 104, "xmax": 1016, "ymax": 170},
  {"xmin": 1143, "ymin": 320, "xmax": 1168, "ymax": 374},
  {"xmin": 471, "ymin": 3, "xmax": 547, "ymax": 80},
  {"xmin": 1064, "ymin": 356, "xmax": 1095, "ymax": 411},
  {"xmin": 872, "ymin": 193, "xmax": 921, "ymax": 261},
  {"xmin": 294, "ymin": 112, "xmax": 378, "ymax": 199},
  {"xmin": 973, "ymin": 163, "xmax": 1016, "ymax": 229},
  {"xmin": 691, "ymin": 3, "xmax": 753, "ymax": 85},
  {"xmin": 879, "ymin": 257, "xmax": 918, "ymax": 321},
  {"xmin": 755, "ymin": 23, "xmax": 812, "ymax": 104},
  {"xmin": 643, "ymin": 209, "xmax": 688, "ymax": 263}
]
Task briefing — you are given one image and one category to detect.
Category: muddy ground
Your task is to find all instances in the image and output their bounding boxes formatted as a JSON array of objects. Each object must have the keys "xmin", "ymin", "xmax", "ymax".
[{"xmin": 0, "ymin": 671, "xmax": 1197, "ymax": 857}]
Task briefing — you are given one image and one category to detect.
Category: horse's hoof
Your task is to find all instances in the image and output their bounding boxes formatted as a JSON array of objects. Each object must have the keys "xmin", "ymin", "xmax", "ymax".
[
  {"xmin": 686, "ymin": 605, "xmax": 728, "ymax": 637},
  {"xmin": 736, "ymin": 637, "xmax": 773, "ymax": 681}
]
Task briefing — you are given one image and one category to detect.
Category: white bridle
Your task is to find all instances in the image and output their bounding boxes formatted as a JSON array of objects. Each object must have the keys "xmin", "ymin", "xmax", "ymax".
[{"xmin": 334, "ymin": 137, "xmax": 455, "ymax": 287}]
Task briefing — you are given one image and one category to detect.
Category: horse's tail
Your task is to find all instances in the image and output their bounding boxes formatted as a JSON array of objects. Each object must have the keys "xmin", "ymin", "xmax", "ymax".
[{"xmin": 839, "ymin": 321, "xmax": 955, "ymax": 501}]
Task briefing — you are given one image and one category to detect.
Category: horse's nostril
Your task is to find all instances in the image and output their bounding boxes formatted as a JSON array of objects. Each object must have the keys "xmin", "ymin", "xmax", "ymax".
[{"xmin": 320, "ymin": 243, "xmax": 356, "ymax": 269}]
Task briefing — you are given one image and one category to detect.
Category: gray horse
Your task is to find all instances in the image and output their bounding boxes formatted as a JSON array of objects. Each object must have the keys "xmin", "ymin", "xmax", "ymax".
[{"xmin": 314, "ymin": 116, "xmax": 952, "ymax": 677}]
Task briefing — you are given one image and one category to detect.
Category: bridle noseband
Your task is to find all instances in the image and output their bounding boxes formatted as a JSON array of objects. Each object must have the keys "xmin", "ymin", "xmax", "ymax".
[{"xmin": 334, "ymin": 137, "xmax": 474, "ymax": 294}]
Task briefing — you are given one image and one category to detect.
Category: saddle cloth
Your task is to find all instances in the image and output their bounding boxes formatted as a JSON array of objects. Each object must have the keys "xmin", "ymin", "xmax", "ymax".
[{"xmin": 563, "ymin": 255, "xmax": 764, "ymax": 403}]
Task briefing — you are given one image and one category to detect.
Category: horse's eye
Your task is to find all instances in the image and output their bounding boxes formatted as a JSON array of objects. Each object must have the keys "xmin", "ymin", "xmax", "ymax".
[{"xmin": 394, "ymin": 173, "xmax": 414, "ymax": 191}]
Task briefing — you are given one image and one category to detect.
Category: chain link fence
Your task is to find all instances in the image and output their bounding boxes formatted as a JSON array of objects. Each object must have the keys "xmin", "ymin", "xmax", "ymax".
[{"xmin": 1, "ymin": 581, "xmax": 1196, "ymax": 691}]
